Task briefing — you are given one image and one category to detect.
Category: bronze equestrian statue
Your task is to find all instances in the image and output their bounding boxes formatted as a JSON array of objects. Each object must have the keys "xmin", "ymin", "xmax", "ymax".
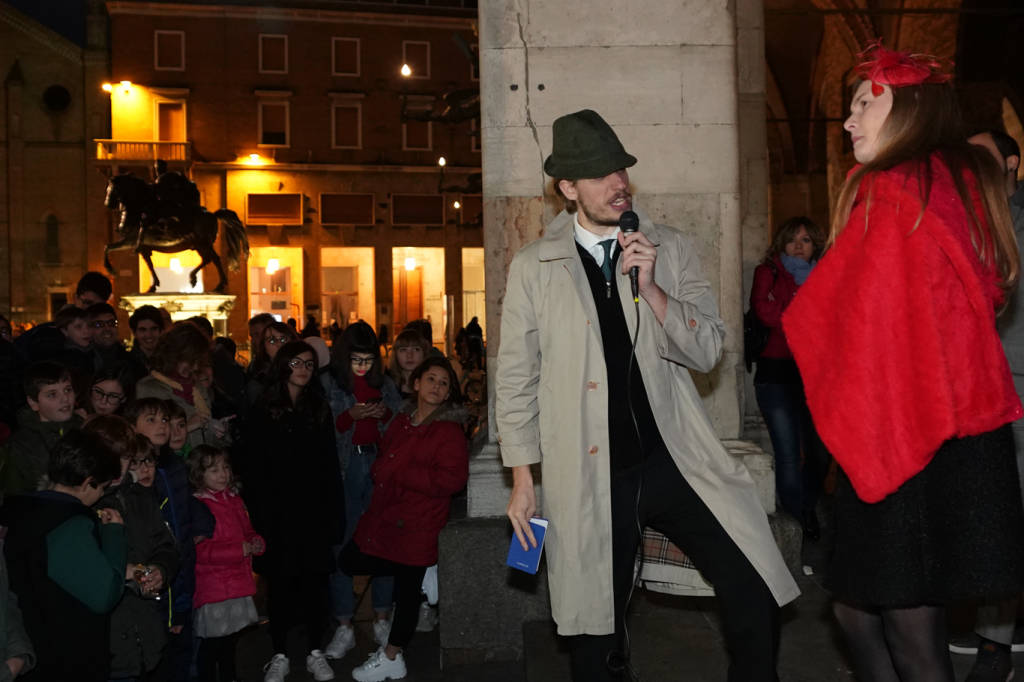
[{"xmin": 103, "ymin": 171, "xmax": 249, "ymax": 293}]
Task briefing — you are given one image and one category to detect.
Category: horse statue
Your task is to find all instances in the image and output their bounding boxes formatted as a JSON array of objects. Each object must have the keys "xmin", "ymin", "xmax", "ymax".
[{"xmin": 103, "ymin": 172, "xmax": 249, "ymax": 293}]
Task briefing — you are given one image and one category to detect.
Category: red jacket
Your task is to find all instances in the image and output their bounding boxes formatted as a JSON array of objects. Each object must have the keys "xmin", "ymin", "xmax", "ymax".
[
  {"xmin": 751, "ymin": 255, "xmax": 800, "ymax": 358},
  {"xmin": 354, "ymin": 405, "xmax": 468, "ymax": 566},
  {"xmin": 193, "ymin": 488, "xmax": 265, "ymax": 609},
  {"xmin": 784, "ymin": 154, "xmax": 1022, "ymax": 502}
]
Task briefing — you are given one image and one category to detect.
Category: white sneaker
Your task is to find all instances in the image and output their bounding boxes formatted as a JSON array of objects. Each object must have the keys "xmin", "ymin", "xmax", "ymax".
[
  {"xmin": 416, "ymin": 602, "xmax": 437, "ymax": 632},
  {"xmin": 351, "ymin": 647, "xmax": 407, "ymax": 681},
  {"xmin": 306, "ymin": 649, "xmax": 335, "ymax": 681},
  {"xmin": 325, "ymin": 623, "xmax": 356, "ymax": 659},
  {"xmin": 262, "ymin": 653, "xmax": 290, "ymax": 682},
  {"xmin": 372, "ymin": 617, "xmax": 392, "ymax": 647}
]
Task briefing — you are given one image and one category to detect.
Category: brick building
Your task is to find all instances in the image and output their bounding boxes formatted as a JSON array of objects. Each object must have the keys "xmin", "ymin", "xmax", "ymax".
[
  {"xmin": 100, "ymin": 0, "xmax": 482, "ymax": 349},
  {"xmin": 0, "ymin": 0, "xmax": 110, "ymax": 323}
]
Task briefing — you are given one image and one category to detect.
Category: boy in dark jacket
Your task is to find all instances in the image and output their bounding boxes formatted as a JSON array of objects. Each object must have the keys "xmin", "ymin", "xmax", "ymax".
[
  {"xmin": 0, "ymin": 362, "xmax": 82, "ymax": 496},
  {"xmin": 0, "ymin": 430, "xmax": 126, "ymax": 682},
  {"xmin": 128, "ymin": 398, "xmax": 214, "ymax": 682}
]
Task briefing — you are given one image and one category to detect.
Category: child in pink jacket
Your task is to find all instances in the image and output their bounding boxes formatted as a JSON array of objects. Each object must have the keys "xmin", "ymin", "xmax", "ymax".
[{"xmin": 188, "ymin": 445, "xmax": 265, "ymax": 682}]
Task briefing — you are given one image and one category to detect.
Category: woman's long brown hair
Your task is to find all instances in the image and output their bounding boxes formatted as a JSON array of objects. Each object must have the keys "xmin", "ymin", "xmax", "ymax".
[{"xmin": 831, "ymin": 81, "xmax": 1018, "ymax": 298}]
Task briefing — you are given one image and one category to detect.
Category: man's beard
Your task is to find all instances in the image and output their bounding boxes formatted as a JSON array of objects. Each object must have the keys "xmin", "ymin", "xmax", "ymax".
[{"xmin": 578, "ymin": 193, "xmax": 630, "ymax": 227}]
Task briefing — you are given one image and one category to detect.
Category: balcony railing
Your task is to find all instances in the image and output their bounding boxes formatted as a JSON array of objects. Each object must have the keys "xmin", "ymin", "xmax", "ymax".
[{"xmin": 95, "ymin": 139, "xmax": 191, "ymax": 162}]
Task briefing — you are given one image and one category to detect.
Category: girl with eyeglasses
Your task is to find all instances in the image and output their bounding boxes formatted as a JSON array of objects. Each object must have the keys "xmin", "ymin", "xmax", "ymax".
[
  {"xmin": 84, "ymin": 367, "xmax": 129, "ymax": 418},
  {"xmin": 244, "ymin": 321, "xmax": 299, "ymax": 408},
  {"xmin": 243, "ymin": 340, "xmax": 344, "ymax": 682},
  {"xmin": 322, "ymin": 321, "xmax": 401, "ymax": 660}
]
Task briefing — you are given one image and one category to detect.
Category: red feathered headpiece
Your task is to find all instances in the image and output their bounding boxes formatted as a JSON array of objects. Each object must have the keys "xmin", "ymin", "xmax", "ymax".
[{"xmin": 855, "ymin": 41, "xmax": 953, "ymax": 96}]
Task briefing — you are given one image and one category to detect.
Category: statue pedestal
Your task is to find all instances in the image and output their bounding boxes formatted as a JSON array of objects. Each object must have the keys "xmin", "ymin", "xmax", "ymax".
[{"xmin": 119, "ymin": 293, "xmax": 236, "ymax": 337}]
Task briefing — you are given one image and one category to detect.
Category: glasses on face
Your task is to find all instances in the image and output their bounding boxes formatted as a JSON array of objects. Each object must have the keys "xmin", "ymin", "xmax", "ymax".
[
  {"xmin": 130, "ymin": 456, "xmax": 156, "ymax": 468},
  {"xmin": 288, "ymin": 358, "xmax": 316, "ymax": 370},
  {"xmin": 92, "ymin": 386, "xmax": 126, "ymax": 404},
  {"xmin": 350, "ymin": 356, "xmax": 374, "ymax": 367},
  {"xmin": 266, "ymin": 335, "xmax": 289, "ymax": 346},
  {"xmin": 90, "ymin": 319, "xmax": 118, "ymax": 329}
]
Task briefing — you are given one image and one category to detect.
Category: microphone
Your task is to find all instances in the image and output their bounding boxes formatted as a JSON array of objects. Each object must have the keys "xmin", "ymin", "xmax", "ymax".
[{"xmin": 619, "ymin": 210, "xmax": 640, "ymax": 301}]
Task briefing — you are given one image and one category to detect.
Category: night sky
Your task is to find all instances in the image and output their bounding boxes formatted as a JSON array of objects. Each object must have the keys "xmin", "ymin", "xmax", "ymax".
[{"xmin": 8, "ymin": 0, "xmax": 86, "ymax": 47}]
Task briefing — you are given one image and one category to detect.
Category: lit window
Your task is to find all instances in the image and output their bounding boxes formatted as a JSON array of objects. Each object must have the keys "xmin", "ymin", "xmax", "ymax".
[
  {"xmin": 392, "ymin": 194, "xmax": 444, "ymax": 226},
  {"xmin": 259, "ymin": 34, "xmax": 288, "ymax": 74},
  {"xmin": 402, "ymin": 41, "xmax": 430, "ymax": 80},
  {"xmin": 321, "ymin": 194, "xmax": 374, "ymax": 225},
  {"xmin": 332, "ymin": 101, "xmax": 362, "ymax": 149},
  {"xmin": 154, "ymin": 30, "xmax": 185, "ymax": 71},
  {"xmin": 258, "ymin": 99, "xmax": 289, "ymax": 147},
  {"xmin": 332, "ymin": 38, "xmax": 360, "ymax": 76},
  {"xmin": 247, "ymin": 194, "xmax": 303, "ymax": 225}
]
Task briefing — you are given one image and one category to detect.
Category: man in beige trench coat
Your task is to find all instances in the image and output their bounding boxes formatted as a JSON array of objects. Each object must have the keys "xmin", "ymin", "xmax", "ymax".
[{"xmin": 496, "ymin": 109, "xmax": 800, "ymax": 681}]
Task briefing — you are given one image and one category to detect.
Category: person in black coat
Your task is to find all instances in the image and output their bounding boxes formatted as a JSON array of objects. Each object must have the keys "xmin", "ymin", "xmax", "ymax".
[{"xmin": 243, "ymin": 340, "xmax": 344, "ymax": 680}]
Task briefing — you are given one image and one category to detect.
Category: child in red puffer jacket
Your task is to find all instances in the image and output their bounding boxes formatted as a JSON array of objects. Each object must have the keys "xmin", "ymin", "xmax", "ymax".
[{"xmin": 189, "ymin": 445, "xmax": 265, "ymax": 682}]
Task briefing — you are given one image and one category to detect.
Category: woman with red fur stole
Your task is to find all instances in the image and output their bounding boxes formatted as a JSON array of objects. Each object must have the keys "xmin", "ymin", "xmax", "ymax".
[{"xmin": 784, "ymin": 44, "xmax": 1024, "ymax": 680}]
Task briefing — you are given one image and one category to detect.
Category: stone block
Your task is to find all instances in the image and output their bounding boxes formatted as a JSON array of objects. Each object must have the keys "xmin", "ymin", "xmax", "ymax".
[
  {"xmin": 736, "ymin": 0, "xmax": 764, "ymax": 30},
  {"xmin": 478, "ymin": 0, "xmax": 529, "ymax": 50},
  {"xmin": 527, "ymin": 46, "xmax": 683, "ymax": 126},
  {"xmin": 680, "ymin": 45, "xmax": 738, "ymax": 125},
  {"xmin": 481, "ymin": 125, "xmax": 550, "ymax": 198},
  {"xmin": 438, "ymin": 516, "xmax": 552, "ymax": 665},
  {"xmin": 524, "ymin": 0, "xmax": 734, "ymax": 48},
  {"xmin": 467, "ymin": 443, "xmax": 513, "ymax": 518},
  {"xmin": 626, "ymin": 124, "xmax": 740, "ymax": 194},
  {"xmin": 737, "ymin": 26, "xmax": 766, "ymax": 94},
  {"xmin": 480, "ymin": 47, "xmax": 527, "ymax": 129}
]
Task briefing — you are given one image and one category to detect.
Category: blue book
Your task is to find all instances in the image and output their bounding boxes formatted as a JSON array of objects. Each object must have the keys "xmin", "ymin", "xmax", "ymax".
[{"xmin": 506, "ymin": 518, "xmax": 548, "ymax": 574}]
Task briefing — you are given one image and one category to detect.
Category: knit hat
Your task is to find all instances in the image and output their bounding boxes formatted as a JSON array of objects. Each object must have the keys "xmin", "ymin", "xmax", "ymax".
[{"xmin": 543, "ymin": 109, "xmax": 637, "ymax": 180}]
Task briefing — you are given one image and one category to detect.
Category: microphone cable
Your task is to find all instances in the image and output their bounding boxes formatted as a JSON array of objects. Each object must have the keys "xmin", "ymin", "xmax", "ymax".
[{"xmin": 606, "ymin": 277, "xmax": 644, "ymax": 682}]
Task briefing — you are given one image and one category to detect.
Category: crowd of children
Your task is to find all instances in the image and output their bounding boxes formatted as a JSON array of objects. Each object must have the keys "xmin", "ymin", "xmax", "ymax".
[{"xmin": 0, "ymin": 272, "xmax": 483, "ymax": 682}]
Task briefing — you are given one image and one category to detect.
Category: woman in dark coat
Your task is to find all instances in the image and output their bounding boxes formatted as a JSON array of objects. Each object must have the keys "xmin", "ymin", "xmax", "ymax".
[
  {"xmin": 244, "ymin": 340, "xmax": 343, "ymax": 682},
  {"xmin": 749, "ymin": 216, "xmax": 830, "ymax": 540}
]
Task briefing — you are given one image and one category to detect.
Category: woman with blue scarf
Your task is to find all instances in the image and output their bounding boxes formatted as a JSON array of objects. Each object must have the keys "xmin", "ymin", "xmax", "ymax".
[{"xmin": 749, "ymin": 216, "xmax": 830, "ymax": 541}]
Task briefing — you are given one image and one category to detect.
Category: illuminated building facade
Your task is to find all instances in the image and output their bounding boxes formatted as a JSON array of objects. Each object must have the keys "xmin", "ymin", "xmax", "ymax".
[
  {"xmin": 0, "ymin": 0, "xmax": 111, "ymax": 322},
  {"xmin": 100, "ymin": 0, "xmax": 482, "ymax": 349}
]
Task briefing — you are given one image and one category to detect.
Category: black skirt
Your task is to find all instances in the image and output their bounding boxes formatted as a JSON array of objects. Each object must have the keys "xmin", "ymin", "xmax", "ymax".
[{"xmin": 827, "ymin": 425, "xmax": 1024, "ymax": 608}]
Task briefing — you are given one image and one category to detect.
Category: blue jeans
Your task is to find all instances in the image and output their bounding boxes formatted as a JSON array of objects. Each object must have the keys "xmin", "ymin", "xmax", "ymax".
[
  {"xmin": 755, "ymin": 382, "xmax": 829, "ymax": 520},
  {"xmin": 328, "ymin": 448, "xmax": 394, "ymax": 619}
]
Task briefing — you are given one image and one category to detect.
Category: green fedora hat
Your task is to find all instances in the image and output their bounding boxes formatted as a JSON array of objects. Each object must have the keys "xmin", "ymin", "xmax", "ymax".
[{"xmin": 543, "ymin": 109, "xmax": 637, "ymax": 180}]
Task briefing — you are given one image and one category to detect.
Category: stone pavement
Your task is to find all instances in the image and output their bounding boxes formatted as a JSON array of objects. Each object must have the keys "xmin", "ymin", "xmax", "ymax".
[{"xmin": 234, "ymin": 522, "xmax": 1023, "ymax": 681}]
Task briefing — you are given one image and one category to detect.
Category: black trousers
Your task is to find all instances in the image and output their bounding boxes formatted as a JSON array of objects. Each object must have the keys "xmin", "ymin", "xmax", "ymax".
[
  {"xmin": 266, "ymin": 572, "xmax": 329, "ymax": 655},
  {"xmin": 568, "ymin": 446, "xmax": 781, "ymax": 682},
  {"xmin": 196, "ymin": 631, "xmax": 238, "ymax": 682},
  {"xmin": 339, "ymin": 541, "xmax": 427, "ymax": 649}
]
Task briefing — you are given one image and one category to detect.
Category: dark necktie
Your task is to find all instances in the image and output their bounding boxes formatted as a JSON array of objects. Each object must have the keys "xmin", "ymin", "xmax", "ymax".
[{"xmin": 599, "ymin": 239, "xmax": 615, "ymax": 282}]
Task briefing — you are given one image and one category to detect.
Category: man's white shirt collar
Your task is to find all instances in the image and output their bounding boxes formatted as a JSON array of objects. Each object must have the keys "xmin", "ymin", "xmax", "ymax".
[{"xmin": 573, "ymin": 214, "xmax": 620, "ymax": 268}]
